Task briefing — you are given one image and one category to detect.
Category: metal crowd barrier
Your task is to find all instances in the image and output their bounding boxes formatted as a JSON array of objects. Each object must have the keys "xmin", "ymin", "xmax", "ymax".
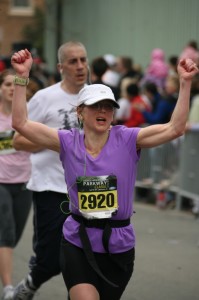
[
  {"xmin": 136, "ymin": 139, "xmax": 180, "ymax": 191},
  {"xmin": 135, "ymin": 131, "xmax": 199, "ymax": 211},
  {"xmin": 176, "ymin": 131, "xmax": 199, "ymax": 210}
]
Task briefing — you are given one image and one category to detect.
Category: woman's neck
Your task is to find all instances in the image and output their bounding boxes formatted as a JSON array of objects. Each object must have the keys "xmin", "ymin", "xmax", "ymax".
[
  {"xmin": 0, "ymin": 101, "xmax": 12, "ymax": 116},
  {"xmin": 84, "ymin": 129, "xmax": 110, "ymax": 157}
]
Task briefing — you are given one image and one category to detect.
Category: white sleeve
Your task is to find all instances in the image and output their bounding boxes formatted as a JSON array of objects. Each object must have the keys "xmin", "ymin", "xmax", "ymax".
[{"xmin": 27, "ymin": 91, "xmax": 46, "ymax": 122}]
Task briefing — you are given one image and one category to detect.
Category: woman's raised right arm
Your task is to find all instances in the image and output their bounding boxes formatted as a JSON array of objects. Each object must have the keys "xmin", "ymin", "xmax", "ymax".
[{"xmin": 11, "ymin": 49, "xmax": 60, "ymax": 152}]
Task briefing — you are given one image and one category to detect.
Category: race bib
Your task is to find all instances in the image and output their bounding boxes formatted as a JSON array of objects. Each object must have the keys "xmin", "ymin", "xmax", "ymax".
[
  {"xmin": 77, "ymin": 175, "xmax": 118, "ymax": 219},
  {"xmin": 0, "ymin": 130, "xmax": 16, "ymax": 155}
]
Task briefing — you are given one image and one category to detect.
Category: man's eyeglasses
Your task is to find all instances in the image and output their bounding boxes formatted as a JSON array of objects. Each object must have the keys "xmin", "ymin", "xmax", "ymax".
[{"xmin": 88, "ymin": 102, "xmax": 115, "ymax": 111}]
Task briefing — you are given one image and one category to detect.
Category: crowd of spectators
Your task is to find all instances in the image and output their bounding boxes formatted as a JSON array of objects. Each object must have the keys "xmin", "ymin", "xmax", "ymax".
[
  {"xmin": 0, "ymin": 40, "xmax": 199, "ymax": 215},
  {"xmin": 1, "ymin": 40, "xmax": 199, "ymax": 129}
]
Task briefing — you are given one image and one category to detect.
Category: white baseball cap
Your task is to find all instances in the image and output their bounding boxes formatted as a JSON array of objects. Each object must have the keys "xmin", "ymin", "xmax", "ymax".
[{"xmin": 77, "ymin": 84, "xmax": 120, "ymax": 108}]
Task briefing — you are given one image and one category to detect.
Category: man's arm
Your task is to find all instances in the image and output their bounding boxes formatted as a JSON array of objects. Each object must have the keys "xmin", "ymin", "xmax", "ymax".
[{"xmin": 136, "ymin": 59, "xmax": 199, "ymax": 149}]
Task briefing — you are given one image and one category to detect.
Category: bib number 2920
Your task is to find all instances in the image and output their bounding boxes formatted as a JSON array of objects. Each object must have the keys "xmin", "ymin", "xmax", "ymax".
[{"xmin": 80, "ymin": 192, "xmax": 116, "ymax": 211}]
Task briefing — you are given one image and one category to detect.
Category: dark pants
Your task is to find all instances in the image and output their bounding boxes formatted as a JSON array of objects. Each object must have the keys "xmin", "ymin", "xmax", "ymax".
[
  {"xmin": 30, "ymin": 191, "xmax": 69, "ymax": 288},
  {"xmin": 0, "ymin": 183, "xmax": 32, "ymax": 247}
]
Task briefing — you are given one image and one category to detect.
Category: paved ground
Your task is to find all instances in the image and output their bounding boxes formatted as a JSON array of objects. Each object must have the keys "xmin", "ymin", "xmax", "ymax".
[{"xmin": 1, "ymin": 202, "xmax": 199, "ymax": 300}]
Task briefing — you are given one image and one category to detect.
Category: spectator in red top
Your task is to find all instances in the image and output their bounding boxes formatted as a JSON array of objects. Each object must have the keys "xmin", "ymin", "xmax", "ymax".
[
  {"xmin": 124, "ymin": 83, "xmax": 151, "ymax": 127},
  {"xmin": 0, "ymin": 60, "xmax": 6, "ymax": 73}
]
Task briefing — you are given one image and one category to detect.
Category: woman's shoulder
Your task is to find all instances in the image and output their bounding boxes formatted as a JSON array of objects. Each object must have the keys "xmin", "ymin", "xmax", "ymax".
[
  {"xmin": 111, "ymin": 125, "xmax": 141, "ymax": 139},
  {"xmin": 58, "ymin": 128, "xmax": 83, "ymax": 142}
]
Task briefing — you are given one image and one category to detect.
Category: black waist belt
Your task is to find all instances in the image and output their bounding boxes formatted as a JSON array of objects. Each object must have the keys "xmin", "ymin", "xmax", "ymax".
[{"xmin": 72, "ymin": 213, "xmax": 130, "ymax": 287}]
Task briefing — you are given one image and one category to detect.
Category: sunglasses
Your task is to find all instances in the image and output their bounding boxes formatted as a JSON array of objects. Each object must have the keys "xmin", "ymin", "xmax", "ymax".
[{"xmin": 88, "ymin": 102, "xmax": 115, "ymax": 111}]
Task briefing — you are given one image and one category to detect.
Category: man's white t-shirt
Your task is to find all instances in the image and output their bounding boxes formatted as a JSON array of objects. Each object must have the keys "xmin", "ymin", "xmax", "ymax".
[{"xmin": 27, "ymin": 82, "xmax": 79, "ymax": 193}]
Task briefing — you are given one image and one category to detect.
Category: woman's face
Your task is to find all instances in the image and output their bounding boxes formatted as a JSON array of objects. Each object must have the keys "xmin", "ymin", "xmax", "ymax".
[
  {"xmin": 80, "ymin": 100, "xmax": 115, "ymax": 133},
  {"xmin": 0, "ymin": 74, "xmax": 15, "ymax": 103}
]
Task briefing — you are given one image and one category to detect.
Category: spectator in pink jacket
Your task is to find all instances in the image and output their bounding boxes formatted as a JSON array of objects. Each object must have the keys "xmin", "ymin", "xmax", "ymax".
[{"xmin": 140, "ymin": 48, "xmax": 169, "ymax": 92}]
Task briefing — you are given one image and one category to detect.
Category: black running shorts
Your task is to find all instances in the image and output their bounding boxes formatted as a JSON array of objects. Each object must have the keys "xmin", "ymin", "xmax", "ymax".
[{"xmin": 60, "ymin": 238, "xmax": 135, "ymax": 300}]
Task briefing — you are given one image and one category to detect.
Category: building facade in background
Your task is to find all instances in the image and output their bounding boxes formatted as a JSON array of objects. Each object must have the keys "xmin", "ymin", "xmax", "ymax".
[
  {"xmin": 1, "ymin": 0, "xmax": 199, "ymax": 74},
  {"xmin": 44, "ymin": 0, "xmax": 199, "ymax": 72},
  {"xmin": 0, "ymin": 0, "xmax": 45, "ymax": 58}
]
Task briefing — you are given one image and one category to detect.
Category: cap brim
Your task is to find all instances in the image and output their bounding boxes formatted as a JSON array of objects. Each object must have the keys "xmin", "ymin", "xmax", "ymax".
[{"xmin": 84, "ymin": 98, "xmax": 120, "ymax": 109}]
